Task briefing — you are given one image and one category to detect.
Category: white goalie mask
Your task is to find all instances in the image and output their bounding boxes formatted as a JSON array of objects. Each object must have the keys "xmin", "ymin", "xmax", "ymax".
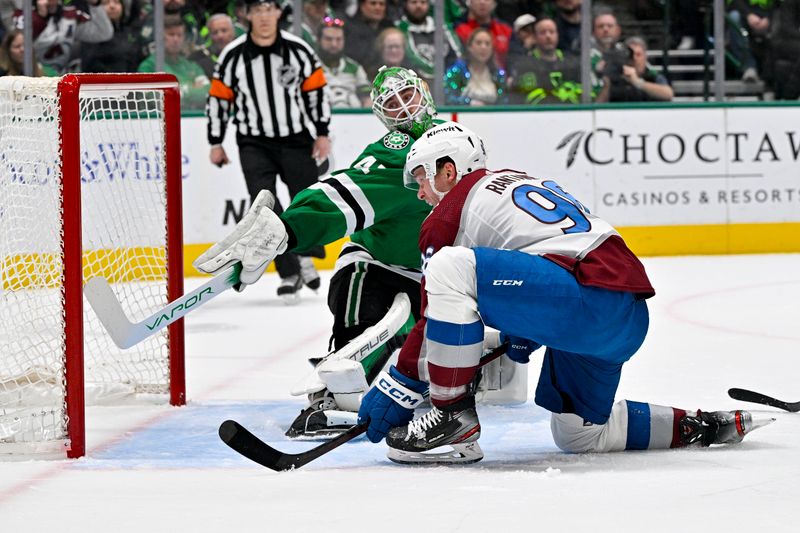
[
  {"xmin": 371, "ymin": 66, "xmax": 436, "ymax": 138},
  {"xmin": 403, "ymin": 121, "xmax": 487, "ymax": 199}
]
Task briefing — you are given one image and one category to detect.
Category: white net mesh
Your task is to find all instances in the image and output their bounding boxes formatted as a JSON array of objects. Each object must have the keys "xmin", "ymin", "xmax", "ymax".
[{"xmin": 0, "ymin": 77, "xmax": 175, "ymax": 454}]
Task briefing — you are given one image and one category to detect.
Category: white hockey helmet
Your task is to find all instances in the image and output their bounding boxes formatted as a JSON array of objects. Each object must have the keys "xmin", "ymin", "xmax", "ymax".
[{"xmin": 403, "ymin": 121, "xmax": 487, "ymax": 198}]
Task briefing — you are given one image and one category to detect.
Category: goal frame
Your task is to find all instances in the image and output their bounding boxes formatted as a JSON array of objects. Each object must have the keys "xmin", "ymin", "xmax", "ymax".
[{"xmin": 59, "ymin": 73, "xmax": 185, "ymax": 458}]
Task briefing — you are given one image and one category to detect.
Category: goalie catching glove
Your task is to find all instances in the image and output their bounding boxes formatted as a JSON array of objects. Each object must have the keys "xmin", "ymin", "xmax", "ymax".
[
  {"xmin": 193, "ymin": 189, "xmax": 288, "ymax": 291},
  {"xmin": 357, "ymin": 366, "xmax": 428, "ymax": 443}
]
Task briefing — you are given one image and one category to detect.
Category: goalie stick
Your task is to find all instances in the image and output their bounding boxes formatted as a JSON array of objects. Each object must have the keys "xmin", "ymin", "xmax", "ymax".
[
  {"xmin": 219, "ymin": 343, "xmax": 509, "ymax": 471},
  {"xmin": 728, "ymin": 388, "xmax": 800, "ymax": 413},
  {"xmin": 84, "ymin": 264, "xmax": 241, "ymax": 349}
]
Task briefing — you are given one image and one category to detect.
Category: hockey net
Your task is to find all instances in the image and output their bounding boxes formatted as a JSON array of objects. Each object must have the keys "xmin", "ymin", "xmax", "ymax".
[{"xmin": 0, "ymin": 74, "xmax": 185, "ymax": 458}]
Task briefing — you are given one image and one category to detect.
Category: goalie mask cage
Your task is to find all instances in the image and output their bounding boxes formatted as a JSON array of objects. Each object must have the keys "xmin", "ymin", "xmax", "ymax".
[{"xmin": 0, "ymin": 74, "xmax": 185, "ymax": 459}]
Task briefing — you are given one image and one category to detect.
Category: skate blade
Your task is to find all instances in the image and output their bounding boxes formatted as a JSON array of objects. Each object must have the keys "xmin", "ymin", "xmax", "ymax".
[
  {"xmin": 285, "ymin": 428, "xmax": 350, "ymax": 440},
  {"xmin": 386, "ymin": 441, "xmax": 484, "ymax": 465},
  {"xmin": 747, "ymin": 415, "xmax": 777, "ymax": 434},
  {"xmin": 280, "ymin": 293, "xmax": 301, "ymax": 306}
]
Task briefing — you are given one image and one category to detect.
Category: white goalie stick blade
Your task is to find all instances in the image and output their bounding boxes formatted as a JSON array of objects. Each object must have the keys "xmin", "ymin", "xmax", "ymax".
[
  {"xmin": 289, "ymin": 292, "xmax": 412, "ymax": 396},
  {"xmin": 84, "ymin": 264, "xmax": 241, "ymax": 349},
  {"xmin": 386, "ymin": 441, "xmax": 484, "ymax": 466}
]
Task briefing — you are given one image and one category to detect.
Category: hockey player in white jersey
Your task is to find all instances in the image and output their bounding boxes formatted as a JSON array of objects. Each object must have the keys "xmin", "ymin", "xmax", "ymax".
[
  {"xmin": 194, "ymin": 68, "xmax": 526, "ymax": 440},
  {"xmin": 356, "ymin": 121, "xmax": 773, "ymax": 464}
]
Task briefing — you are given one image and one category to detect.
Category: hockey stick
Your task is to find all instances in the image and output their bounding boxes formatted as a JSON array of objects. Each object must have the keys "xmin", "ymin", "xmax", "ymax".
[
  {"xmin": 84, "ymin": 263, "xmax": 241, "ymax": 349},
  {"xmin": 219, "ymin": 419, "xmax": 367, "ymax": 471},
  {"xmin": 728, "ymin": 388, "xmax": 800, "ymax": 413},
  {"xmin": 219, "ymin": 343, "xmax": 509, "ymax": 471}
]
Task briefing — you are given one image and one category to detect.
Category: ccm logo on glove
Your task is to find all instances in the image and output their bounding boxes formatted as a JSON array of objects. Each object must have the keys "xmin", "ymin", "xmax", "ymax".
[{"xmin": 378, "ymin": 377, "xmax": 422, "ymax": 409}]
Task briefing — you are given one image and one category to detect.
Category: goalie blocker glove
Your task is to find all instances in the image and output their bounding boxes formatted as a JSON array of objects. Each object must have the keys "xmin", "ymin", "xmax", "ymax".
[
  {"xmin": 357, "ymin": 366, "xmax": 427, "ymax": 443},
  {"xmin": 193, "ymin": 190, "xmax": 288, "ymax": 291}
]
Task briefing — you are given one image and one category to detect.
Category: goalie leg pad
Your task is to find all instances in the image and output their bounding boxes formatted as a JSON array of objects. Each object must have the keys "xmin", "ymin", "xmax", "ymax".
[
  {"xmin": 289, "ymin": 293, "xmax": 414, "ymax": 397},
  {"xmin": 318, "ymin": 359, "xmax": 369, "ymax": 412},
  {"xmin": 475, "ymin": 356, "xmax": 528, "ymax": 405}
]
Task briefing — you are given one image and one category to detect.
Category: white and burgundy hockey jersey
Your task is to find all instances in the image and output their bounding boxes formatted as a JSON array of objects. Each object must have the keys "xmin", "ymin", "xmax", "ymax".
[{"xmin": 395, "ymin": 168, "xmax": 655, "ymax": 380}]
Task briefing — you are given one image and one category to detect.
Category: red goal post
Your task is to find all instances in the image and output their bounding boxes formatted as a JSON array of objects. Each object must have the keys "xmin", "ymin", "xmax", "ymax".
[{"xmin": 0, "ymin": 74, "xmax": 185, "ymax": 459}]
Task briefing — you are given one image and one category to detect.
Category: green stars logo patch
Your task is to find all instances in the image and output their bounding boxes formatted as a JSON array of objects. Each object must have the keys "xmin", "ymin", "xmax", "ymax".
[{"xmin": 383, "ymin": 131, "xmax": 410, "ymax": 150}]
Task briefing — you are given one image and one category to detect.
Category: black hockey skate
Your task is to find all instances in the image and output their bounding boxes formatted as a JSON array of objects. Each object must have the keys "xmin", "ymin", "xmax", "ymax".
[
  {"xmin": 299, "ymin": 257, "xmax": 321, "ymax": 291},
  {"xmin": 285, "ymin": 392, "xmax": 357, "ymax": 439},
  {"xmin": 678, "ymin": 410, "xmax": 775, "ymax": 447},
  {"xmin": 277, "ymin": 274, "xmax": 303, "ymax": 304},
  {"xmin": 385, "ymin": 395, "xmax": 483, "ymax": 465}
]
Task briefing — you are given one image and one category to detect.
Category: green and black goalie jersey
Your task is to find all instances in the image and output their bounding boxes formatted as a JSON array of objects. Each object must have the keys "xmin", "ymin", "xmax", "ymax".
[{"xmin": 281, "ymin": 129, "xmax": 433, "ymax": 279}]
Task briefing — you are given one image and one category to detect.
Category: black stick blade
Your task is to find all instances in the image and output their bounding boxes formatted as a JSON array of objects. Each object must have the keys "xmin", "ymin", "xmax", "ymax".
[
  {"xmin": 219, "ymin": 419, "xmax": 368, "ymax": 471},
  {"xmin": 728, "ymin": 388, "xmax": 800, "ymax": 412},
  {"xmin": 219, "ymin": 420, "xmax": 293, "ymax": 471}
]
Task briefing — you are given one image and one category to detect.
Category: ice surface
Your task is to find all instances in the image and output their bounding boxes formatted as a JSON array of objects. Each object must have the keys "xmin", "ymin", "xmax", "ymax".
[{"xmin": 1, "ymin": 254, "xmax": 798, "ymax": 532}]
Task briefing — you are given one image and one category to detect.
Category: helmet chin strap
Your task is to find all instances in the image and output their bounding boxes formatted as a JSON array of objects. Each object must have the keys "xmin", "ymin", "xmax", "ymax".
[{"xmin": 430, "ymin": 183, "xmax": 446, "ymax": 201}]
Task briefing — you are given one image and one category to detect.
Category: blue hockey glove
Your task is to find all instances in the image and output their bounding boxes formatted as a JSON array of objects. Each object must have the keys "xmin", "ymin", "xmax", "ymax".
[
  {"xmin": 357, "ymin": 366, "xmax": 428, "ymax": 443},
  {"xmin": 501, "ymin": 333, "xmax": 541, "ymax": 364}
]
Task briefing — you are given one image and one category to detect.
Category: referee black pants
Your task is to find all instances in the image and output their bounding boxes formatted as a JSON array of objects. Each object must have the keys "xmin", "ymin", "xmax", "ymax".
[{"xmin": 237, "ymin": 132, "xmax": 325, "ymax": 279}]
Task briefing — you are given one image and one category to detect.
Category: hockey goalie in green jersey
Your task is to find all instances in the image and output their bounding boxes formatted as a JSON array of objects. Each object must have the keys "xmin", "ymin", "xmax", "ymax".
[{"xmin": 196, "ymin": 66, "xmax": 439, "ymax": 437}]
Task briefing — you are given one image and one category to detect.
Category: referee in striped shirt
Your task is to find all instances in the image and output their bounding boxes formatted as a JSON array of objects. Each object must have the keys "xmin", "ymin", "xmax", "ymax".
[{"xmin": 207, "ymin": 0, "xmax": 332, "ymax": 302}]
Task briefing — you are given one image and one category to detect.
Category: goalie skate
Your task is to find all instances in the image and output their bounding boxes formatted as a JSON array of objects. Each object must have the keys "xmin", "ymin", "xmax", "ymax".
[
  {"xmin": 385, "ymin": 397, "xmax": 483, "ymax": 465},
  {"xmin": 285, "ymin": 393, "xmax": 358, "ymax": 439}
]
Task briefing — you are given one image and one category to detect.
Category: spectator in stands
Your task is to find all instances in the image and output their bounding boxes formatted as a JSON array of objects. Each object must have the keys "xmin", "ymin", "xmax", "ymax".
[
  {"xmin": 672, "ymin": 0, "xmax": 705, "ymax": 51},
  {"xmin": 14, "ymin": 0, "xmax": 113, "ymax": 75},
  {"xmin": 298, "ymin": 0, "xmax": 331, "ymax": 49},
  {"xmin": 771, "ymin": 0, "xmax": 800, "ymax": 99},
  {"xmin": 553, "ymin": 0, "xmax": 581, "ymax": 54},
  {"xmin": 444, "ymin": 26, "xmax": 507, "ymax": 105},
  {"xmin": 81, "ymin": 0, "xmax": 145, "ymax": 73},
  {"xmin": 374, "ymin": 26, "xmax": 410, "ymax": 77},
  {"xmin": 506, "ymin": 12, "xmax": 536, "ymax": 74},
  {"xmin": 0, "ymin": 28, "xmax": 44, "ymax": 76},
  {"xmin": 384, "ymin": 0, "xmax": 405, "ymax": 21},
  {"xmin": 443, "ymin": 0, "xmax": 467, "ymax": 24},
  {"xmin": 233, "ymin": 0, "xmax": 250, "ymax": 28},
  {"xmin": 591, "ymin": 7, "xmax": 621, "ymax": 55},
  {"xmin": 190, "ymin": 13, "xmax": 237, "ymax": 77},
  {"xmin": 0, "ymin": 1, "xmax": 19, "ymax": 33},
  {"xmin": 509, "ymin": 16, "xmax": 582, "ymax": 104},
  {"xmin": 589, "ymin": 7, "xmax": 624, "ymax": 96},
  {"xmin": 318, "ymin": 15, "xmax": 370, "ymax": 107},
  {"xmin": 345, "ymin": 0, "xmax": 393, "ymax": 76},
  {"xmin": 140, "ymin": 0, "xmax": 206, "ymax": 52},
  {"xmin": 494, "ymin": 0, "xmax": 545, "ymax": 27},
  {"xmin": 722, "ymin": 7, "xmax": 759, "ymax": 82},
  {"xmin": 138, "ymin": 14, "xmax": 209, "ymax": 109},
  {"xmin": 455, "ymin": 0, "xmax": 513, "ymax": 69},
  {"xmin": 729, "ymin": 0, "xmax": 778, "ymax": 85},
  {"xmin": 598, "ymin": 36, "xmax": 673, "ymax": 103},
  {"xmin": 207, "ymin": 13, "xmax": 238, "ymax": 56},
  {"xmin": 514, "ymin": 12, "xmax": 536, "ymax": 50},
  {"xmin": 328, "ymin": 0, "xmax": 352, "ymax": 17},
  {"xmin": 396, "ymin": 0, "xmax": 462, "ymax": 85}
]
